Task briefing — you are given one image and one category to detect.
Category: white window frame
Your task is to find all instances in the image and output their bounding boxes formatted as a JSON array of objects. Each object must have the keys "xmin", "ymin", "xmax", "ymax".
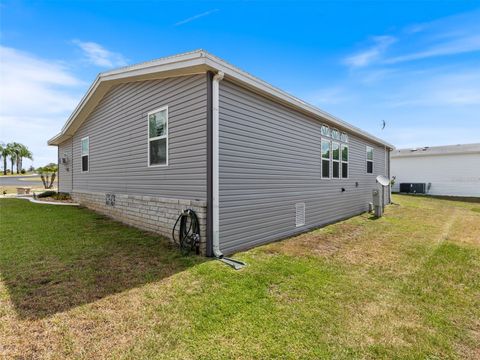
[
  {"xmin": 332, "ymin": 141, "xmax": 340, "ymax": 179},
  {"xmin": 366, "ymin": 145, "xmax": 374, "ymax": 174},
  {"xmin": 321, "ymin": 125, "xmax": 331, "ymax": 137},
  {"xmin": 341, "ymin": 144, "xmax": 349, "ymax": 179},
  {"xmin": 81, "ymin": 136, "xmax": 89, "ymax": 173},
  {"xmin": 321, "ymin": 138, "xmax": 331, "ymax": 179},
  {"xmin": 147, "ymin": 106, "xmax": 169, "ymax": 167},
  {"xmin": 331, "ymin": 128, "xmax": 341, "ymax": 141}
]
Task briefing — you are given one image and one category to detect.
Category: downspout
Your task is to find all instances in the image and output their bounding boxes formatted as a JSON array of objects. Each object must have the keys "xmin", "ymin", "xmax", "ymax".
[
  {"xmin": 212, "ymin": 71, "xmax": 224, "ymax": 258},
  {"xmin": 211, "ymin": 71, "xmax": 246, "ymax": 270}
]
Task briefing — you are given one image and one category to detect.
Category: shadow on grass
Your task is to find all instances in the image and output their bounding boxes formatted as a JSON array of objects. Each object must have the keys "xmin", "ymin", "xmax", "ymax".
[{"xmin": 0, "ymin": 199, "xmax": 205, "ymax": 320}]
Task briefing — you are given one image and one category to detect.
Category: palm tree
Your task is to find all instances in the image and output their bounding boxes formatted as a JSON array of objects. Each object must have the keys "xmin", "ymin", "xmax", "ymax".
[
  {"xmin": 0, "ymin": 143, "xmax": 7, "ymax": 175},
  {"xmin": 6, "ymin": 143, "xmax": 17, "ymax": 174},
  {"xmin": 0, "ymin": 143, "xmax": 5, "ymax": 175},
  {"xmin": 17, "ymin": 144, "xmax": 33, "ymax": 173},
  {"xmin": 11, "ymin": 142, "xmax": 23, "ymax": 174},
  {"xmin": 37, "ymin": 163, "xmax": 58, "ymax": 189}
]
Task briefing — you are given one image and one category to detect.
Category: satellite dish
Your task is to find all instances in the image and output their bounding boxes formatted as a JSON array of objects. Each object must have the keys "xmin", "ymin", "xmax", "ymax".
[{"xmin": 376, "ymin": 175, "xmax": 390, "ymax": 186}]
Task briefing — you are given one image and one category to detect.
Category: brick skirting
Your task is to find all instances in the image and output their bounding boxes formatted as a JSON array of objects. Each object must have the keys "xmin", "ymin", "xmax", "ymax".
[{"xmin": 72, "ymin": 191, "xmax": 207, "ymax": 254}]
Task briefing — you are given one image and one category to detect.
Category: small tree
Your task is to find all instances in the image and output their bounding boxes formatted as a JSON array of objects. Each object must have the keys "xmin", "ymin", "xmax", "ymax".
[{"xmin": 37, "ymin": 163, "xmax": 58, "ymax": 189}]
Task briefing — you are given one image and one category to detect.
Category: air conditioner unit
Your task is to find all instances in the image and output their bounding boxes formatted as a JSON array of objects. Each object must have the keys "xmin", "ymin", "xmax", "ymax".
[{"xmin": 399, "ymin": 183, "xmax": 426, "ymax": 194}]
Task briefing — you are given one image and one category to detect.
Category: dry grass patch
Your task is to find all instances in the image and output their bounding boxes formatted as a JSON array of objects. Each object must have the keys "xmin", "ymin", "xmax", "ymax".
[{"xmin": 1, "ymin": 195, "xmax": 480, "ymax": 359}]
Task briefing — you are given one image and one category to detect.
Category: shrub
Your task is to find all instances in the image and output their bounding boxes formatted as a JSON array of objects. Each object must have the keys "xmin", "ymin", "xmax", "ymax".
[
  {"xmin": 53, "ymin": 192, "xmax": 71, "ymax": 200},
  {"xmin": 20, "ymin": 169, "xmax": 26, "ymax": 174},
  {"xmin": 37, "ymin": 190, "xmax": 57, "ymax": 198},
  {"xmin": 36, "ymin": 191, "xmax": 71, "ymax": 200}
]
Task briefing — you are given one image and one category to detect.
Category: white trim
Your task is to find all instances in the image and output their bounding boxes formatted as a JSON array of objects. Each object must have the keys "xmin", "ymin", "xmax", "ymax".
[
  {"xmin": 81, "ymin": 136, "xmax": 89, "ymax": 173},
  {"xmin": 17, "ymin": 196, "xmax": 80, "ymax": 206},
  {"xmin": 331, "ymin": 129, "xmax": 341, "ymax": 141},
  {"xmin": 366, "ymin": 145, "xmax": 374, "ymax": 174},
  {"xmin": 332, "ymin": 141, "xmax": 340, "ymax": 179},
  {"xmin": 48, "ymin": 50, "xmax": 393, "ymax": 149},
  {"xmin": 147, "ymin": 106, "xmax": 169, "ymax": 167},
  {"xmin": 321, "ymin": 138, "xmax": 331, "ymax": 180},
  {"xmin": 212, "ymin": 72, "xmax": 224, "ymax": 258},
  {"xmin": 341, "ymin": 143, "xmax": 349, "ymax": 179}
]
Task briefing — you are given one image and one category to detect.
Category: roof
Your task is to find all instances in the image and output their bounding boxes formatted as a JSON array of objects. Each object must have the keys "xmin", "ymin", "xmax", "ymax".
[
  {"xmin": 391, "ymin": 143, "xmax": 480, "ymax": 158},
  {"xmin": 48, "ymin": 50, "xmax": 394, "ymax": 148}
]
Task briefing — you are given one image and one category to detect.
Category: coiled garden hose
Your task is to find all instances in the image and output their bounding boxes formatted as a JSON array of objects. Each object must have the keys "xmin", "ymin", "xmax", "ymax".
[{"xmin": 172, "ymin": 209, "xmax": 200, "ymax": 255}]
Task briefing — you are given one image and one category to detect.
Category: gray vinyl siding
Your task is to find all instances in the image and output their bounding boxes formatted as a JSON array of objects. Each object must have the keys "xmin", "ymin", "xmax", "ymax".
[
  {"xmin": 71, "ymin": 74, "xmax": 207, "ymax": 200},
  {"xmin": 218, "ymin": 80, "xmax": 389, "ymax": 254},
  {"xmin": 58, "ymin": 138, "xmax": 73, "ymax": 193}
]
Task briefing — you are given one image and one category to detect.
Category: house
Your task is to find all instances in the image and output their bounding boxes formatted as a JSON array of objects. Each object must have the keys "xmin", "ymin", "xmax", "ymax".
[
  {"xmin": 48, "ymin": 50, "xmax": 393, "ymax": 256},
  {"xmin": 391, "ymin": 144, "xmax": 480, "ymax": 197}
]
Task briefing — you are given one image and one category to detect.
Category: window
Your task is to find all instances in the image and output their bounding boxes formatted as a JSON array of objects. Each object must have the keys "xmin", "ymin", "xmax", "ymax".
[
  {"xmin": 366, "ymin": 146, "xmax": 374, "ymax": 174},
  {"xmin": 148, "ymin": 107, "xmax": 168, "ymax": 166},
  {"xmin": 332, "ymin": 142, "xmax": 340, "ymax": 178},
  {"xmin": 331, "ymin": 129, "xmax": 341, "ymax": 141},
  {"xmin": 341, "ymin": 144, "xmax": 348, "ymax": 178},
  {"xmin": 81, "ymin": 137, "xmax": 89, "ymax": 172},
  {"xmin": 321, "ymin": 127, "xmax": 349, "ymax": 179},
  {"xmin": 321, "ymin": 125, "xmax": 331, "ymax": 137},
  {"xmin": 321, "ymin": 139, "xmax": 330, "ymax": 178}
]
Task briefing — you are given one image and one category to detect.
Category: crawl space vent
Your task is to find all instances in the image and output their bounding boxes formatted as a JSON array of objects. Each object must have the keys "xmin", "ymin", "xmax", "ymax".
[{"xmin": 295, "ymin": 202, "xmax": 305, "ymax": 227}]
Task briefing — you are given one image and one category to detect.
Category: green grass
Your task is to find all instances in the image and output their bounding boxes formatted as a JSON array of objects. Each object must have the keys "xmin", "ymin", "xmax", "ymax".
[{"xmin": 1, "ymin": 195, "xmax": 479, "ymax": 359}]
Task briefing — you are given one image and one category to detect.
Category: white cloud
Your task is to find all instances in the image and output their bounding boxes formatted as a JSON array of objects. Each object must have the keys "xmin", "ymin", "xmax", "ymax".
[
  {"xmin": 344, "ymin": 10, "xmax": 480, "ymax": 68},
  {"xmin": 382, "ymin": 69, "xmax": 480, "ymax": 107},
  {"xmin": 385, "ymin": 34, "xmax": 480, "ymax": 64},
  {"xmin": 175, "ymin": 9, "xmax": 219, "ymax": 26},
  {"xmin": 343, "ymin": 36, "xmax": 396, "ymax": 68},
  {"xmin": 0, "ymin": 46, "xmax": 83, "ymax": 168},
  {"xmin": 72, "ymin": 40, "xmax": 127, "ymax": 68}
]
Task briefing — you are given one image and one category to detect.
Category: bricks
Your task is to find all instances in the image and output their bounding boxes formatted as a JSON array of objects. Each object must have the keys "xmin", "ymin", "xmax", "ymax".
[{"xmin": 72, "ymin": 191, "xmax": 208, "ymax": 254}]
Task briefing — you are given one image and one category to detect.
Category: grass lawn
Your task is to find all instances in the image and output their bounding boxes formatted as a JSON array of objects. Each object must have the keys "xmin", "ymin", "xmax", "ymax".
[{"xmin": 1, "ymin": 195, "xmax": 479, "ymax": 359}]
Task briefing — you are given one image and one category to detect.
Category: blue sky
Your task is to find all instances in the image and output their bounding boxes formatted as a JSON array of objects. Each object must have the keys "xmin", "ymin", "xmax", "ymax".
[{"xmin": 1, "ymin": 1, "xmax": 479, "ymax": 168}]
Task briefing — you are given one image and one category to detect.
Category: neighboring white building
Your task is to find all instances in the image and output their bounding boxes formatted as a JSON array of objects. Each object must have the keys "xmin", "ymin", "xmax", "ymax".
[{"xmin": 391, "ymin": 143, "xmax": 480, "ymax": 197}]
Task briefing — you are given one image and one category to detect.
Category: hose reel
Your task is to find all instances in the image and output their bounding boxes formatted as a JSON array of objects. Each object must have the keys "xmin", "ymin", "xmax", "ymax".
[
  {"xmin": 172, "ymin": 209, "xmax": 200, "ymax": 255},
  {"xmin": 172, "ymin": 209, "xmax": 246, "ymax": 270}
]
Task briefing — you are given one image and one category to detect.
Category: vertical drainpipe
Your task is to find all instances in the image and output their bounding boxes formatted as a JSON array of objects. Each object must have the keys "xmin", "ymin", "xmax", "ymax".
[
  {"xmin": 388, "ymin": 148, "xmax": 392, "ymax": 204},
  {"xmin": 212, "ymin": 71, "xmax": 224, "ymax": 258},
  {"xmin": 206, "ymin": 72, "xmax": 213, "ymax": 257}
]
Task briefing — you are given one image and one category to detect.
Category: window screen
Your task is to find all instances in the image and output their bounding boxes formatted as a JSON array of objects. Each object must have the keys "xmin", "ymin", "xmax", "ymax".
[
  {"xmin": 366, "ymin": 146, "xmax": 374, "ymax": 174},
  {"xmin": 321, "ymin": 139, "xmax": 330, "ymax": 178},
  {"xmin": 148, "ymin": 107, "xmax": 168, "ymax": 166},
  {"xmin": 81, "ymin": 137, "xmax": 89, "ymax": 172}
]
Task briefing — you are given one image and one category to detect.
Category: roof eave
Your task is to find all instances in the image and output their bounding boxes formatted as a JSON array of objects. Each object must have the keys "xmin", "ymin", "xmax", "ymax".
[
  {"xmin": 48, "ymin": 50, "xmax": 394, "ymax": 149},
  {"xmin": 203, "ymin": 53, "xmax": 394, "ymax": 149}
]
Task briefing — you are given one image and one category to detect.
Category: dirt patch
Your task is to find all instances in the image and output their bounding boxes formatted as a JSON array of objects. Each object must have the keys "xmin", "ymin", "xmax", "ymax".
[{"xmin": 264, "ymin": 221, "xmax": 366, "ymax": 258}]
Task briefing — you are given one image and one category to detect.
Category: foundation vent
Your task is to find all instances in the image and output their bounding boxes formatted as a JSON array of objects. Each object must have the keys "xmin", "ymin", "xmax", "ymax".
[
  {"xmin": 295, "ymin": 202, "xmax": 305, "ymax": 227},
  {"xmin": 105, "ymin": 194, "xmax": 116, "ymax": 206}
]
